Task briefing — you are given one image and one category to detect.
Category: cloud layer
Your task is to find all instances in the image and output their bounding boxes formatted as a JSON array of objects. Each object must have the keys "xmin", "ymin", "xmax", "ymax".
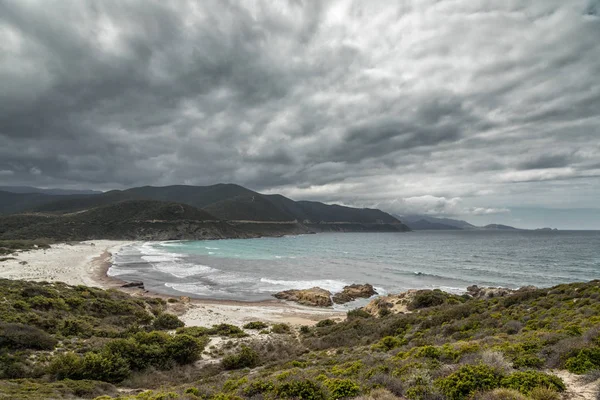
[{"xmin": 1, "ymin": 0, "xmax": 599, "ymax": 227}]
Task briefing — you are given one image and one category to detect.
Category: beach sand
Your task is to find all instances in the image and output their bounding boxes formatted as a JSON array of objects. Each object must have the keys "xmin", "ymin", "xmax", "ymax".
[{"xmin": 0, "ymin": 241, "xmax": 344, "ymax": 326}]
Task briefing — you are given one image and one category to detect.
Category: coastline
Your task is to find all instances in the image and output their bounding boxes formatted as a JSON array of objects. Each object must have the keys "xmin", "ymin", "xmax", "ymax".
[{"xmin": 0, "ymin": 241, "xmax": 344, "ymax": 326}]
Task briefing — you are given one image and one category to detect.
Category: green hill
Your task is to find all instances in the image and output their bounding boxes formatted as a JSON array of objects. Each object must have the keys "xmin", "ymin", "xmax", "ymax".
[{"xmin": 2, "ymin": 184, "xmax": 406, "ymax": 227}]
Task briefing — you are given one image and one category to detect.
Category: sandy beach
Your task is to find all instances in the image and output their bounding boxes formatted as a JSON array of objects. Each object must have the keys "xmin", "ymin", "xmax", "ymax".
[{"xmin": 0, "ymin": 241, "xmax": 344, "ymax": 326}]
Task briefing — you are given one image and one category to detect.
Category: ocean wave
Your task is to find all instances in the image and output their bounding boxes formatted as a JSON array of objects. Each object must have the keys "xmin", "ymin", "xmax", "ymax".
[
  {"xmin": 107, "ymin": 267, "xmax": 140, "ymax": 277},
  {"xmin": 259, "ymin": 278, "xmax": 347, "ymax": 293},
  {"xmin": 153, "ymin": 262, "xmax": 218, "ymax": 278},
  {"xmin": 165, "ymin": 282, "xmax": 231, "ymax": 296}
]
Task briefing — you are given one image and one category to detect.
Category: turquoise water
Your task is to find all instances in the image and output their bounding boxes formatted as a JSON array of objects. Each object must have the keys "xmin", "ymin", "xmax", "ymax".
[{"xmin": 110, "ymin": 231, "xmax": 600, "ymax": 305}]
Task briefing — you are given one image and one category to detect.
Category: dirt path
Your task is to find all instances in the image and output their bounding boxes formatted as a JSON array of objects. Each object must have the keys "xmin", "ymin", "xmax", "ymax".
[{"xmin": 552, "ymin": 370, "xmax": 599, "ymax": 400}]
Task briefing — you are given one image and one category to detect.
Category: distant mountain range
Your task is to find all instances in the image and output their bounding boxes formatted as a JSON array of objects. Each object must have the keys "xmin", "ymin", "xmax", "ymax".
[
  {"xmin": 0, "ymin": 186, "xmax": 102, "ymax": 196},
  {"xmin": 0, "ymin": 184, "xmax": 410, "ymax": 240},
  {"xmin": 399, "ymin": 215, "xmax": 525, "ymax": 231}
]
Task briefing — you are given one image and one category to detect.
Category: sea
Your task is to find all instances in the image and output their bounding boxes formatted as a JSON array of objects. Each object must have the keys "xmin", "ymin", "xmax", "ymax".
[{"xmin": 109, "ymin": 230, "xmax": 600, "ymax": 308}]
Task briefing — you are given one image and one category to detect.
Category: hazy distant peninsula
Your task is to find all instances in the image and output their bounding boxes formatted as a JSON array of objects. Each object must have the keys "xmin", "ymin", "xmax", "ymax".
[{"xmin": 400, "ymin": 214, "xmax": 556, "ymax": 231}]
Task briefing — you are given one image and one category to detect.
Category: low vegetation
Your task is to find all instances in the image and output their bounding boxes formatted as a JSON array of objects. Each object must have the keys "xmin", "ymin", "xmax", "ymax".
[{"xmin": 1, "ymin": 279, "xmax": 599, "ymax": 399}]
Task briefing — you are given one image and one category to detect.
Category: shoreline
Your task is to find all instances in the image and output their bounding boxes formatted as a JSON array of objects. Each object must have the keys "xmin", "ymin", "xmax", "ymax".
[{"xmin": 0, "ymin": 241, "xmax": 345, "ymax": 326}]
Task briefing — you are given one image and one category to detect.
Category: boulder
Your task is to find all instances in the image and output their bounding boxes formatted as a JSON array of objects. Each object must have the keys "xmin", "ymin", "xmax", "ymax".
[
  {"xmin": 363, "ymin": 290, "xmax": 418, "ymax": 316},
  {"xmin": 121, "ymin": 281, "xmax": 145, "ymax": 289},
  {"xmin": 467, "ymin": 285, "xmax": 515, "ymax": 299},
  {"xmin": 332, "ymin": 283, "xmax": 377, "ymax": 304},
  {"xmin": 273, "ymin": 287, "xmax": 333, "ymax": 307}
]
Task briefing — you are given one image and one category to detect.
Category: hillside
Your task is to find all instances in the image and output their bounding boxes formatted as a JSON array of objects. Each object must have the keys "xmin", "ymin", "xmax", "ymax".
[
  {"xmin": 0, "ymin": 184, "xmax": 407, "ymax": 228},
  {"xmin": 403, "ymin": 219, "xmax": 462, "ymax": 230},
  {"xmin": 0, "ymin": 278, "xmax": 598, "ymax": 399},
  {"xmin": 0, "ymin": 186, "xmax": 101, "ymax": 195},
  {"xmin": 0, "ymin": 200, "xmax": 253, "ymax": 241}
]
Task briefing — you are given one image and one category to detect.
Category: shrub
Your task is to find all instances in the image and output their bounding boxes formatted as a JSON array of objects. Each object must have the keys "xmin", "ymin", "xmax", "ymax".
[
  {"xmin": 414, "ymin": 345, "xmax": 442, "ymax": 359},
  {"xmin": 500, "ymin": 371, "xmax": 565, "ymax": 394},
  {"xmin": 436, "ymin": 364, "xmax": 504, "ymax": 400},
  {"xmin": 61, "ymin": 318, "xmax": 94, "ymax": 337},
  {"xmin": 375, "ymin": 336, "xmax": 403, "ymax": 351},
  {"xmin": 512, "ymin": 354, "xmax": 544, "ymax": 369},
  {"xmin": 166, "ymin": 334, "xmax": 205, "ymax": 364},
  {"xmin": 347, "ymin": 309, "xmax": 372, "ymax": 319},
  {"xmin": 324, "ymin": 378, "xmax": 360, "ymax": 399},
  {"xmin": 0, "ymin": 322, "xmax": 57, "ymax": 350},
  {"xmin": 565, "ymin": 347, "xmax": 600, "ymax": 374},
  {"xmin": 272, "ymin": 323, "xmax": 292, "ymax": 334},
  {"xmin": 528, "ymin": 387, "xmax": 561, "ymax": 400},
  {"xmin": 473, "ymin": 388, "xmax": 527, "ymax": 400},
  {"xmin": 300, "ymin": 325, "xmax": 311, "ymax": 334},
  {"xmin": 316, "ymin": 319, "xmax": 336, "ymax": 328},
  {"xmin": 243, "ymin": 380, "xmax": 275, "ymax": 396},
  {"xmin": 243, "ymin": 321, "xmax": 268, "ymax": 330},
  {"xmin": 409, "ymin": 290, "xmax": 448, "ymax": 310},
  {"xmin": 222, "ymin": 345, "xmax": 260, "ymax": 370},
  {"xmin": 276, "ymin": 379, "xmax": 325, "ymax": 399},
  {"xmin": 152, "ymin": 313, "xmax": 185, "ymax": 330},
  {"xmin": 48, "ymin": 351, "xmax": 130, "ymax": 383}
]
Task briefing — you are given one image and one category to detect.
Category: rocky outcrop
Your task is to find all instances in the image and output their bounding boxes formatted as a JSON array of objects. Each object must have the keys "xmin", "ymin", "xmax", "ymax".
[
  {"xmin": 466, "ymin": 285, "xmax": 537, "ymax": 299},
  {"xmin": 332, "ymin": 284, "xmax": 377, "ymax": 304},
  {"xmin": 121, "ymin": 281, "xmax": 144, "ymax": 289},
  {"xmin": 363, "ymin": 290, "xmax": 418, "ymax": 316},
  {"xmin": 273, "ymin": 287, "xmax": 333, "ymax": 307}
]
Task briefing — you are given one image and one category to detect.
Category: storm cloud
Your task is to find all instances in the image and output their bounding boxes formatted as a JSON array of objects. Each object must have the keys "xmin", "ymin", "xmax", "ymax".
[{"xmin": 1, "ymin": 0, "xmax": 599, "ymax": 228}]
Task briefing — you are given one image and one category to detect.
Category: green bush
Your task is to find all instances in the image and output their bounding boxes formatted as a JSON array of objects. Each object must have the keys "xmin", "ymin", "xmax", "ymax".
[
  {"xmin": 512, "ymin": 354, "xmax": 544, "ymax": 369},
  {"xmin": 175, "ymin": 324, "xmax": 247, "ymax": 338},
  {"xmin": 347, "ymin": 309, "xmax": 372, "ymax": 319},
  {"xmin": 316, "ymin": 319, "xmax": 336, "ymax": 328},
  {"xmin": 324, "ymin": 378, "xmax": 360, "ymax": 398},
  {"xmin": 272, "ymin": 323, "xmax": 292, "ymax": 334},
  {"xmin": 300, "ymin": 325, "xmax": 311, "ymax": 334},
  {"xmin": 276, "ymin": 379, "xmax": 325, "ymax": 399},
  {"xmin": 152, "ymin": 313, "xmax": 185, "ymax": 330},
  {"xmin": 0, "ymin": 322, "xmax": 57, "ymax": 350},
  {"xmin": 500, "ymin": 371, "xmax": 565, "ymax": 394},
  {"xmin": 243, "ymin": 321, "xmax": 268, "ymax": 330},
  {"xmin": 436, "ymin": 364, "xmax": 504, "ymax": 400},
  {"xmin": 474, "ymin": 388, "xmax": 527, "ymax": 400},
  {"xmin": 564, "ymin": 347, "xmax": 600, "ymax": 374},
  {"xmin": 222, "ymin": 345, "xmax": 260, "ymax": 370},
  {"xmin": 409, "ymin": 290, "xmax": 448, "ymax": 309},
  {"xmin": 528, "ymin": 386, "xmax": 561, "ymax": 400},
  {"xmin": 48, "ymin": 351, "xmax": 130, "ymax": 383},
  {"xmin": 375, "ymin": 336, "xmax": 403, "ymax": 351},
  {"xmin": 166, "ymin": 334, "xmax": 205, "ymax": 364},
  {"xmin": 243, "ymin": 380, "xmax": 275, "ymax": 396},
  {"xmin": 414, "ymin": 345, "xmax": 442, "ymax": 359}
]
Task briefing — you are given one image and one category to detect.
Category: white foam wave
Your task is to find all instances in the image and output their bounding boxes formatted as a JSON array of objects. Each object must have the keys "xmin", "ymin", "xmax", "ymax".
[
  {"xmin": 153, "ymin": 262, "xmax": 217, "ymax": 278},
  {"xmin": 164, "ymin": 282, "xmax": 230, "ymax": 296},
  {"xmin": 259, "ymin": 278, "xmax": 347, "ymax": 293}
]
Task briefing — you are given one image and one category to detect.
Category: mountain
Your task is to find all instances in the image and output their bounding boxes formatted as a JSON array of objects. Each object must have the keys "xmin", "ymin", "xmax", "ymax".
[
  {"xmin": 404, "ymin": 219, "xmax": 462, "ymax": 230},
  {"xmin": 399, "ymin": 214, "xmax": 525, "ymax": 231},
  {"xmin": 481, "ymin": 224, "xmax": 522, "ymax": 231},
  {"xmin": 0, "ymin": 184, "xmax": 410, "ymax": 239},
  {"xmin": 2, "ymin": 184, "xmax": 405, "ymax": 226},
  {"xmin": 0, "ymin": 191, "xmax": 68, "ymax": 215},
  {"xmin": 0, "ymin": 186, "xmax": 102, "ymax": 195},
  {"xmin": 399, "ymin": 214, "xmax": 476, "ymax": 230}
]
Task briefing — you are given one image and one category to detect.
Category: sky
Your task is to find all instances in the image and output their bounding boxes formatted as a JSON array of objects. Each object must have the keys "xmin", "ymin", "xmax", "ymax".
[{"xmin": 1, "ymin": 0, "xmax": 599, "ymax": 229}]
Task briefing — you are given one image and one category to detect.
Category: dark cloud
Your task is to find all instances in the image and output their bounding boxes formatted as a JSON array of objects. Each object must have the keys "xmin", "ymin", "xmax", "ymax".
[{"xmin": 0, "ymin": 0, "xmax": 599, "ymax": 227}]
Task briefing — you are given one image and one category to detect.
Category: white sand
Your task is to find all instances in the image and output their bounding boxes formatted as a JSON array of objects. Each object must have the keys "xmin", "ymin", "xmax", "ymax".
[
  {"xmin": 0, "ymin": 241, "xmax": 344, "ymax": 326},
  {"xmin": 0, "ymin": 240, "xmax": 132, "ymax": 287}
]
